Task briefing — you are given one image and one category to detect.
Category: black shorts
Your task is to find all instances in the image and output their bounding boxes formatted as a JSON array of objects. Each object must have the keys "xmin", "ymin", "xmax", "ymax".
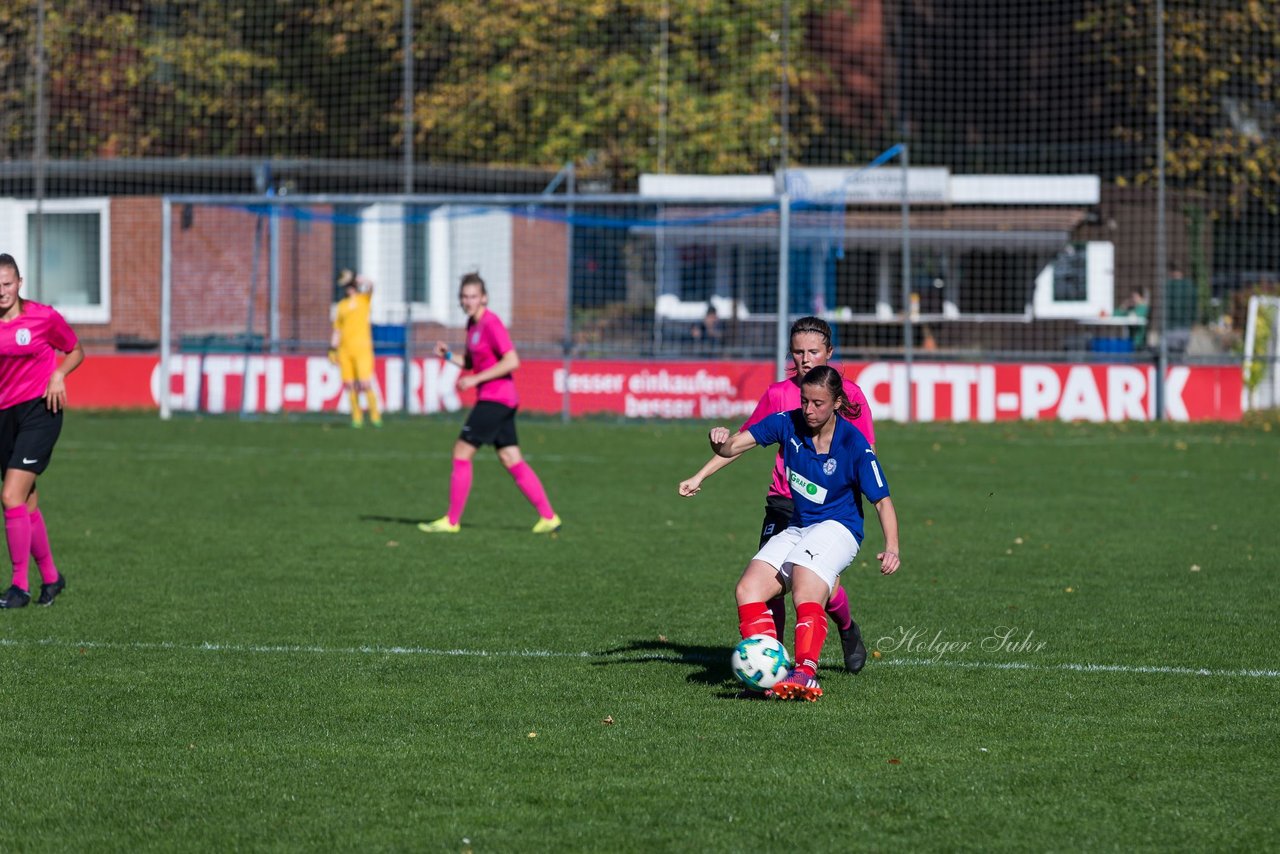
[
  {"xmin": 758, "ymin": 495, "xmax": 795, "ymax": 548},
  {"xmin": 0, "ymin": 397, "xmax": 63, "ymax": 476},
  {"xmin": 459, "ymin": 401, "xmax": 519, "ymax": 449}
]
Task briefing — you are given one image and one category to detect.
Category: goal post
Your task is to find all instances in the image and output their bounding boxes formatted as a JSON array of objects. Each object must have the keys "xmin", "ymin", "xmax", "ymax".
[{"xmin": 1242, "ymin": 294, "xmax": 1280, "ymax": 412}]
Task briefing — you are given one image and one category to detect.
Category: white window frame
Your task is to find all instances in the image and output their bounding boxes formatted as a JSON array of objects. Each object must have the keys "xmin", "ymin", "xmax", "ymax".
[
  {"xmin": 355, "ymin": 204, "xmax": 512, "ymax": 327},
  {"xmin": 1034, "ymin": 241, "xmax": 1115, "ymax": 319},
  {"xmin": 0, "ymin": 197, "xmax": 112, "ymax": 324}
]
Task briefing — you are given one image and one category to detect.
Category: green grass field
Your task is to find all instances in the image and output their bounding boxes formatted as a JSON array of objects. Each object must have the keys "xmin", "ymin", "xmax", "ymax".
[{"xmin": 2, "ymin": 412, "xmax": 1277, "ymax": 851}]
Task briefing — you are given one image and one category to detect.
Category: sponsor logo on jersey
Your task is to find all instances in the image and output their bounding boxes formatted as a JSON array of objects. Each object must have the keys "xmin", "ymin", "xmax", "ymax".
[{"xmin": 787, "ymin": 468, "xmax": 828, "ymax": 504}]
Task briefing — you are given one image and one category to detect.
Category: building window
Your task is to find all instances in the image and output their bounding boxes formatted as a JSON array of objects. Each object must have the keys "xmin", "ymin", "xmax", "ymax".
[
  {"xmin": 351, "ymin": 204, "xmax": 512, "ymax": 326},
  {"xmin": 0, "ymin": 198, "xmax": 111, "ymax": 324},
  {"xmin": 30, "ymin": 212, "xmax": 102, "ymax": 309},
  {"xmin": 405, "ymin": 206, "xmax": 430, "ymax": 305},
  {"xmin": 331, "ymin": 204, "xmax": 360, "ymax": 300}
]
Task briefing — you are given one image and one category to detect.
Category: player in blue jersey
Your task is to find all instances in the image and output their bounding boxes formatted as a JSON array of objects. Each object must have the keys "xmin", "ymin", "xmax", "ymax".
[{"xmin": 708, "ymin": 365, "xmax": 900, "ymax": 701}]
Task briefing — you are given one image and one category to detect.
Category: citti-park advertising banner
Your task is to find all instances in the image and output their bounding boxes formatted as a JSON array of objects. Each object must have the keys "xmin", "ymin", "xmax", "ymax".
[{"xmin": 72, "ymin": 355, "xmax": 1243, "ymax": 423}]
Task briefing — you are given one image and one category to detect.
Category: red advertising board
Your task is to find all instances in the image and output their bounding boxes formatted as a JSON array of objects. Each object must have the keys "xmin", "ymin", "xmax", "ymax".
[{"xmin": 70, "ymin": 354, "xmax": 1245, "ymax": 422}]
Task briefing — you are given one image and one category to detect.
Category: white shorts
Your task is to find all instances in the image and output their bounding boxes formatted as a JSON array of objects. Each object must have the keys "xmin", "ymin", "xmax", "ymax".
[{"xmin": 753, "ymin": 520, "xmax": 860, "ymax": 594}]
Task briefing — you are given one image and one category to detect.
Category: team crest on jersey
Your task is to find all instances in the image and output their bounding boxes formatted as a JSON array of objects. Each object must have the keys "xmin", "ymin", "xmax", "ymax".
[
  {"xmin": 15, "ymin": 328, "xmax": 31, "ymax": 346},
  {"xmin": 823, "ymin": 459, "xmax": 837, "ymax": 476},
  {"xmin": 470, "ymin": 331, "xmax": 480, "ymax": 345}
]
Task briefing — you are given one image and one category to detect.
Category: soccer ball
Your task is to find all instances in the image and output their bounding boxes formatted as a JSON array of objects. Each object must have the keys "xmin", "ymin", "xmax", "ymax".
[{"xmin": 731, "ymin": 634, "xmax": 792, "ymax": 691}]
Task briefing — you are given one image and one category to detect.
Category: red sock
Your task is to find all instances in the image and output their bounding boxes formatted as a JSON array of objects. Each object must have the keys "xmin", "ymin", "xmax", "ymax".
[
  {"xmin": 766, "ymin": 595, "xmax": 787, "ymax": 637},
  {"xmin": 826, "ymin": 586, "xmax": 851, "ymax": 631},
  {"xmin": 4, "ymin": 506, "xmax": 31, "ymax": 591},
  {"xmin": 737, "ymin": 602, "xmax": 776, "ymax": 639},
  {"xmin": 793, "ymin": 602, "xmax": 828, "ymax": 675},
  {"xmin": 28, "ymin": 509, "xmax": 58, "ymax": 585}
]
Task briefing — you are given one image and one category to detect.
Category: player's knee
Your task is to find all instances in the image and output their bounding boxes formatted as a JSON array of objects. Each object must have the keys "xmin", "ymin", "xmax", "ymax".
[
  {"xmin": 735, "ymin": 574, "xmax": 770, "ymax": 604},
  {"xmin": 0, "ymin": 485, "xmax": 31, "ymax": 510}
]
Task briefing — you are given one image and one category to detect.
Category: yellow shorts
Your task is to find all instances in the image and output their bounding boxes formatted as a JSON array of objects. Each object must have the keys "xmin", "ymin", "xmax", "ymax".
[{"xmin": 337, "ymin": 348, "xmax": 374, "ymax": 384}]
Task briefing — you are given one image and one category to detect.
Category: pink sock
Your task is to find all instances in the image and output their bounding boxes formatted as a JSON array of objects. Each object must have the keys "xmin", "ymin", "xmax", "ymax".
[
  {"xmin": 508, "ymin": 461, "xmax": 555, "ymax": 519},
  {"xmin": 826, "ymin": 586, "xmax": 852, "ymax": 631},
  {"xmin": 29, "ymin": 509, "xmax": 58, "ymax": 585},
  {"xmin": 4, "ymin": 506, "xmax": 31, "ymax": 591},
  {"xmin": 447, "ymin": 459, "xmax": 473, "ymax": 525}
]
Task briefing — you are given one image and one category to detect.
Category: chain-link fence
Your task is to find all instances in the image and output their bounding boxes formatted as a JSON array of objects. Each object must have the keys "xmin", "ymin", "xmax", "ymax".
[{"xmin": 1, "ymin": 1, "xmax": 1275, "ymax": 418}]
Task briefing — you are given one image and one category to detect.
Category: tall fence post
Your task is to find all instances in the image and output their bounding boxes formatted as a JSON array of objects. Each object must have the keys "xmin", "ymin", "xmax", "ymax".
[
  {"xmin": 776, "ymin": 192, "xmax": 791, "ymax": 381},
  {"xmin": 160, "ymin": 197, "xmax": 172, "ymax": 421},
  {"xmin": 32, "ymin": 0, "xmax": 47, "ymax": 297},
  {"xmin": 562, "ymin": 165, "xmax": 575, "ymax": 423},
  {"xmin": 900, "ymin": 143, "xmax": 914, "ymax": 424},
  {"xmin": 402, "ymin": 0, "xmax": 414, "ymax": 195},
  {"xmin": 1155, "ymin": 0, "xmax": 1168, "ymax": 420}
]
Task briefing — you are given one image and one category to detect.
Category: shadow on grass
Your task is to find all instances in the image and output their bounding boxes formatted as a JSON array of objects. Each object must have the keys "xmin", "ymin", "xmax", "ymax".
[
  {"xmin": 361, "ymin": 514, "xmax": 425, "ymax": 526},
  {"xmin": 360, "ymin": 514, "xmax": 543, "ymax": 533},
  {"xmin": 595, "ymin": 637, "xmax": 857, "ymax": 701},
  {"xmin": 593, "ymin": 638, "xmax": 745, "ymax": 699}
]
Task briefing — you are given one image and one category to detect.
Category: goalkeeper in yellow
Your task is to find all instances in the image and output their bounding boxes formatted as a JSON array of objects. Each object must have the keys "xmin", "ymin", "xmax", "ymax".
[{"xmin": 329, "ymin": 269, "xmax": 382, "ymax": 428}]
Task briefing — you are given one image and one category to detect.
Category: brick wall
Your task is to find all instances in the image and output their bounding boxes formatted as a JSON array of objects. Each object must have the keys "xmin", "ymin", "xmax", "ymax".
[{"xmin": 509, "ymin": 215, "xmax": 568, "ymax": 355}]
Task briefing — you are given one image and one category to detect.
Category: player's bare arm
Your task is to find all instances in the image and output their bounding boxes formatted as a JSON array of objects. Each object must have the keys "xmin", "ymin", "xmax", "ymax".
[
  {"xmin": 434, "ymin": 339, "xmax": 459, "ymax": 366},
  {"xmin": 677, "ymin": 452, "xmax": 738, "ymax": 496},
  {"xmin": 873, "ymin": 496, "xmax": 900, "ymax": 575},
  {"xmin": 44, "ymin": 343, "xmax": 85, "ymax": 414},
  {"xmin": 709, "ymin": 427, "xmax": 757, "ymax": 460}
]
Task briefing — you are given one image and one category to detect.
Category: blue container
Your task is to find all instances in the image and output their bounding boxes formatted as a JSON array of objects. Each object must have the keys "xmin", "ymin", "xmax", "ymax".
[
  {"xmin": 1089, "ymin": 336, "xmax": 1133, "ymax": 354},
  {"xmin": 372, "ymin": 324, "xmax": 407, "ymax": 356}
]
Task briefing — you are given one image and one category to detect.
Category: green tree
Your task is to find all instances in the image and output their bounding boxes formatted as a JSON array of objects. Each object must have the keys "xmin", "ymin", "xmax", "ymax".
[
  {"xmin": 412, "ymin": 0, "xmax": 817, "ymax": 183},
  {"xmin": 0, "ymin": 0, "xmax": 821, "ymax": 179},
  {"xmin": 2, "ymin": 0, "xmax": 357, "ymax": 159},
  {"xmin": 1078, "ymin": 0, "xmax": 1280, "ymax": 216}
]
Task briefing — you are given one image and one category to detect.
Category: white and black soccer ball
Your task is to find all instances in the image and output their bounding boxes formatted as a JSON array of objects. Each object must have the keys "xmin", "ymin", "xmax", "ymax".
[{"xmin": 730, "ymin": 633, "xmax": 791, "ymax": 691}]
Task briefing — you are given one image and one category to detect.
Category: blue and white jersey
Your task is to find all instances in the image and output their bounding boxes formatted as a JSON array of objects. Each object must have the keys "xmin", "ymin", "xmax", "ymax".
[{"xmin": 747, "ymin": 410, "xmax": 890, "ymax": 543}]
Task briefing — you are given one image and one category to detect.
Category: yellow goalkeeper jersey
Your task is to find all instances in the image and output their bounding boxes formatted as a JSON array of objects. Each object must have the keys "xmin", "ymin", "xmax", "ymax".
[{"xmin": 334, "ymin": 292, "xmax": 373, "ymax": 353}]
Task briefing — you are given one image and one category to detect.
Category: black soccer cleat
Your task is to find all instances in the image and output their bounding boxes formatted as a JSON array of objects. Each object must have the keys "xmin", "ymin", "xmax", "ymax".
[
  {"xmin": 37, "ymin": 574, "xmax": 66, "ymax": 606},
  {"xmin": 839, "ymin": 619, "xmax": 867, "ymax": 674},
  {"xmin": 0, "ymin": 585, "xmax": 31, "ymax": 609}
]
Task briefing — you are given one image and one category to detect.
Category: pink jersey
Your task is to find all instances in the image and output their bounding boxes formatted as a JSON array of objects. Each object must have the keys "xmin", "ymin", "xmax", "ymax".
[
  {"xmin": 740, "ymin": 371, "xmax": 875, "ymax": 499},
  {"xmin": 466, "ymin": 309, "xmax": 519, "ymax": 407},
  {"xmin": 0, "ymin": 301, "xmax": 78, "ymax": 410}
]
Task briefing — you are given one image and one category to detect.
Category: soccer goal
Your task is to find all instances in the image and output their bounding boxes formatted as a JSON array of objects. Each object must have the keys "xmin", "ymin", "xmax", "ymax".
[{"xmin": 1243, "ymin": 294, "xmax": 1280, "ymax": 411}]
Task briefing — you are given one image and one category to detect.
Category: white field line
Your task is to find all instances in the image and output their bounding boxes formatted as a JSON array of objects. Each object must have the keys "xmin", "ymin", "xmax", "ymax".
[
  {"xmin": 2, "ymin": 637, "xmax": 1278, "ymax": 679},
  {"xmin": 874, "ymin": 656, "xmax": 1280, "ymax": 679},
  {"xmin": 0, "ymin": 637, "xmax": 591, "ymax": 658},
  {"xmin": 60, "ymin": 441, "xmax": 601, "ymax": 465}
]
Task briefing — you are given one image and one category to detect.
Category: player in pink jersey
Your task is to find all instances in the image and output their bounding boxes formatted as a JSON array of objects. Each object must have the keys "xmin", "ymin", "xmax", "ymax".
[
  {"xmin": 0, "ymin": 253, "xmax": 84, "ymax": 609},
  {"xmin": 419, "ymin": 273, "xmax": 561, "ymax": 535},
  {"xmin": 679, "ymin": 316, "xmax": 876, "ymax": 674}
]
